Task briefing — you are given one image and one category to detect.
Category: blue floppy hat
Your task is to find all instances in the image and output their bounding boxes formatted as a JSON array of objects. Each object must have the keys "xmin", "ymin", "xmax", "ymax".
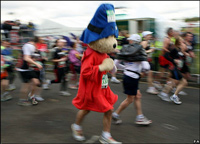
[{"xmin": 80, "ymin": 3, "xmax": 119, "ymax": 44}]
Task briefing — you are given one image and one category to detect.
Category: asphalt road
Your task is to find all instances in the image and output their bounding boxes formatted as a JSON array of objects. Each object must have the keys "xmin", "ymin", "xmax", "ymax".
[{"xmin": 1, "ymin": 73, "xmax": 199, "ymax": 144}]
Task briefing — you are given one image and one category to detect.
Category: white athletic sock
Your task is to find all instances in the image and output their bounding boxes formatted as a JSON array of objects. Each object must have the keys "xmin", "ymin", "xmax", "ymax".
[
  {"xmin": 73, "ymin": 123, "xmax": 82, "ymax": 130},
  {"xmin": 112, "ymin": 112, "xmax": 119, "ymax": 118},
  {"xmin": 173, "ymin": 94, "xmax": 178, "ymax": 98},
  {"xmin": 112, "ymin": 76, "xmax": 117, "ymax": 79},
  {"xmin": 136, "ymin": 114, "xmax": 144, "ymax": 120},
  {"xmin": 102, "ymin": 131, "xmax": 111, "ymax": 139}
]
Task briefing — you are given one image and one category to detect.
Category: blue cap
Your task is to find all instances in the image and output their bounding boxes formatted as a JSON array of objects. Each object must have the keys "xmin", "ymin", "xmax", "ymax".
[{"xmin": 80, "ymin": 3, "xmax": 118, "ymax": 44}]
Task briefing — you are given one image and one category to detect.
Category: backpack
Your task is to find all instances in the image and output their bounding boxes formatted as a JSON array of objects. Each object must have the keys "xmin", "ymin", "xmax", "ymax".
[{"xmin": 116, "ymin": 43, "xmax": 147, "ymax": 62}]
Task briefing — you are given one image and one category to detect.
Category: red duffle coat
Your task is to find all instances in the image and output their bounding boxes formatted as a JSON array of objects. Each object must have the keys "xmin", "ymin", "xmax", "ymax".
[{"xmin": 72, "ymin": 47, "xmax": 118, "ymax": 113}]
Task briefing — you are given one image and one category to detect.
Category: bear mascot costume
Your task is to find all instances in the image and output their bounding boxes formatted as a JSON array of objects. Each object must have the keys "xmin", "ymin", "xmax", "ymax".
[{"xmin": 71, "ymin": 3, "xmax": 122, "ymax": 144}]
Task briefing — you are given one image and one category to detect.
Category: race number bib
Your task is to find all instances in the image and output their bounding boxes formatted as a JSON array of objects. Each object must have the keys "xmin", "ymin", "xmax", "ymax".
[
  {"xmin": 102, "ymin": 74, "xmax": 108, "ymax": 88},
  {"xmin": 58, "ymin": 61, "xmax": 66, "ymax": 68},
  {"xmin": 106, "ymin": 10, "xmax": 115, "ymax": 23}
]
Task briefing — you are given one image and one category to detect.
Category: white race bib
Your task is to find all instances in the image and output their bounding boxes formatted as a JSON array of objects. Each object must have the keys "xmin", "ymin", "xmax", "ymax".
[
  {"xmin": 101, "ymin": 74, "xmax": 108, "ymax": 88},
  {"xmin": 106, "ymin": 10, "xmax": 115, "ymax": 23}
]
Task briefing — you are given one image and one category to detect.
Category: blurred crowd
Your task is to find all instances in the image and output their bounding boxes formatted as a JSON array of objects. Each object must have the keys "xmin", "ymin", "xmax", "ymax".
[{"xmin": 0, "ymin": 19, "xmax": 198, "ymax": 106}]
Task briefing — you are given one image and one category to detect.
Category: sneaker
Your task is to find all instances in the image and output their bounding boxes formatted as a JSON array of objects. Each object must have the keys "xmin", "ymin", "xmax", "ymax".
[
  {"xmin": 35, "ymin": 95, "xmax": 44, "ymax": 101},
  {"xmin": 158, "ymin": 92, "xmax": 171, "ymax": 102},
  {"xmin": 59, "ymin": 91, "xmax": 71, "ymax": 96},
  {"xmin": 153, "ymin": 81, "xmax": 163, "ymax": 90},
  {"xmin": 170, "ymin": 96, "xmax": 182, "ymax": 105},
  {"xmin": 99, "ymin": 135, "xmax": 122, "ymax": 144},
  {"xmin": 28, "ymin": 96, "xmax": 38, "ymax": 105},
  {"xmin": 6, "ymin": 84, "xmax": 16, "ymax": 91},
  {"xmin": 42, "ymin": 84, "xmax": 49, "ymax": 90},
  {"xmin": 17, "ymin": 100, "xmax": 32, "ymax": 106},
  {"xmin": 69, "ymin": 85, "xmax": 78, "ymax": 90},
  {"xmin": 71, "ymin": 124, "xmax": 86, "ymax": 141},
  {"xmin": 110, "ymin": 77, "xmax": 120, "ymax": 84},
  {"xmin": 135, "ymin": 116, "xmax": 152, "ymax": 125},
  {"xmin": 112, "ymin": 114, "xmax": 122, "ymax": 125},
  {"xmin": 146, "ymin": 87, "xmax": 159, "ymax": 95},
  {"xmin": 1, "ymin": 93, "xmax": 13, "ymax": 102}
]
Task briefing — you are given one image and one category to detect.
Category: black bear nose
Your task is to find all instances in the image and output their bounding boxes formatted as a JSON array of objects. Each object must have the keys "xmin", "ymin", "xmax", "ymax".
[{"xmin": 113, "ymin": 44, "xmax": 116, "ymax": 49}]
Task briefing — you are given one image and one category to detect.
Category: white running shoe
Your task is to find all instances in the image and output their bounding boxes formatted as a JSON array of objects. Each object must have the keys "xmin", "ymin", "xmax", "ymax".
[
  {"xmin": 135, "ymin": 116, "xmax": 152, "ymax": 125},
  {"xmin": 99, "ymin": 135, "xmax": 122, "ymax": 144},
  {"xmin": 112, "ymin": 113, "xmax": 122, "ymax": 125},
  {"xmin": 153, "ymin": 81, "xmax": 163, "ymax": 90},
  {"xmin": 6, "ymin": 84, "xmax": 16, "ymax": 91},
  {"xmin": 60, "ymin": 91, "xmax": 71, "ymax": 96},
  {"xmin": 110, "ymin": 77, "xmax": 120, "ymax": 84},
  {"xmin": 34, "ymin": 95, "xmax": 44, "ymax": 101},
  {"xmin": 42, "ymin": 84, "xmax": 49, "ymax": 90},
  {"xmin": 170, "ymin": 96, "xmax": 182, "ymax": 105},
  {"xmin": 71, "ymin": 124, "xmax": 86, "ymax": 141},
  {"xmin": 147, "ymin": 87, "xmax": 159, "ymax": 95},
  {"xmin": 158, "ymin": 92, "xmax": 171, "ymax": 102}
]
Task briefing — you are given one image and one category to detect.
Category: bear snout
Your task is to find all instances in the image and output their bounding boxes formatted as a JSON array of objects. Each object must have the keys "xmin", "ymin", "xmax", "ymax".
[{"xmin": 113, "ymin": 44, "xmax": 116, "ymax": 49}]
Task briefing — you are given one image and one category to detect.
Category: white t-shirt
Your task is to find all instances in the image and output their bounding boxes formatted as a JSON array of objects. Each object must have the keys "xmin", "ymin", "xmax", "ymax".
[
  {"xmin": 22, "ymin": 43, "xmax": 36, "ymax": 56},
  {"xmin": 115, "ymin": 60, "xmax": 150, "ymax": 79},
  {"xmin": 16, "ymin": 43, "xmax": 36, "ymax": 71}
]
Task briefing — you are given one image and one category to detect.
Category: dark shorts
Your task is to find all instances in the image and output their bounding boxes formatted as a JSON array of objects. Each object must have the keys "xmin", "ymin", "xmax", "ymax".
[
  {"xmin": 149, "ymin": 62, "xmax": 154, "ymax": 71},
  {"xmin": 123, "ymin": 75, "xmax": 139, "ymax": 96},
  {"xmin": 18, "ymin": 71, "xmax": 38, "ymax": 83},
  {"xmin": 74, "ymin": 65, "xmax": 81, "ymax": 74},
  {"xmin": 34, "ymin": 71, "xmax": 41, "ymax": 81},
  {"xmin": 1, "ymin": 76, "xmax": 8, "ymax": 80},
  {"xmin": 160, "ymin": 65, "xmax": 169, "ymax": 69},
  {"xmin": 180, "ymin": 63, "xmax": 190, "ymax": 74},
  {"xmin": 170, "ymin": 68, "xmax": 183, "ymax": 80}
]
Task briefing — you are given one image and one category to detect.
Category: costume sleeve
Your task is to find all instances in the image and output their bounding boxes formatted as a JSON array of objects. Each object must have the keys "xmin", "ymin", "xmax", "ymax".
[{"xmin": 81, "ymin": 55, "xmax": 100, "ymax": 82}]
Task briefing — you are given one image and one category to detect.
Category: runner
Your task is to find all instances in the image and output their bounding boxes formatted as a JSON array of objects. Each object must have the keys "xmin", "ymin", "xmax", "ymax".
[
  {"xmin": 141, "ymin": 31, "xmax": 159, "ymax": 95},
  {"xmin": 68, "ymin": 41, "xmax": 82, "ymax": 89},
  {"xmin": 181, "ymin": 32, "xmax": 196, "ymax": 79},
  {"xmin": 28, "ymin": 50, "xmax": 45, "ymax": 101},
  {"xmin": 71, "ymin": 4, "xmax": 121, "ymax": 143},
  {"xmin": 35, "ymin": 36, "xmax": 50, "ymax": 90},
  {"xmin": 1, "ymin": 40, "xmax": 16, "ymax": 91},
  {"xmin": 16, "ymin": 37, "xmax": 43, "ymax": 106},
  {"xmin": 158, "ymin": 28, "xmax": 174, "ymax": 89},
  {"xmin": 47, "ymin": 39, "xmax": 71, "ymax": 96},
  {"xmin": 112, "ymin": 34, "xmax": 152, "ymax": 125},
  {"xmin": 157, "ymin": 36, "xmax": 188, "ymax": 104},
  {"xmin": 1, "ymin": 55, "xmax": 12, "ymax": 102}
]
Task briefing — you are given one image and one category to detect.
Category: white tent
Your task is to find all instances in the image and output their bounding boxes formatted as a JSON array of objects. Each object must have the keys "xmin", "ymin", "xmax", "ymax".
[
  {"xmin": 35, "ymin": 19, "xmax": 84, "ymax": 37},
  {"xmin": 116, "ymin": 5, "xmax": 187, "ymax": 41}
]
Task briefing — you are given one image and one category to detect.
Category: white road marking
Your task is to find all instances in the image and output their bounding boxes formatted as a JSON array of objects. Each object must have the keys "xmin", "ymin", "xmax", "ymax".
[{"xmin": 162, "ymin": 123, "xmax": 178, "ymax": 130}]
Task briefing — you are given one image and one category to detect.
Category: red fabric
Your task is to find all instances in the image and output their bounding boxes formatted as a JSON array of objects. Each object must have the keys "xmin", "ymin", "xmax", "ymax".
[
  {"xmin": 36, "ymin": 43, "xmax": 47, "ymax": 52},
  {"xmin": 1, "ymin": 56, "xmax": 8, "ymax": 79},
  {"xmin": 159, "ymin": 55, "xmax": 170, "ymax": 66},
  {"xmin": 72, "ymin": 47, "xmax": 118, "ymax": 113}
]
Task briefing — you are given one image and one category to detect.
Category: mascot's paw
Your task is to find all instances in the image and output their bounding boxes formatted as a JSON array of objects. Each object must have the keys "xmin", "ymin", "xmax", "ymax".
[{"xmin": 99, "ymin": 58, "xmax": 114, "ymax": 72}]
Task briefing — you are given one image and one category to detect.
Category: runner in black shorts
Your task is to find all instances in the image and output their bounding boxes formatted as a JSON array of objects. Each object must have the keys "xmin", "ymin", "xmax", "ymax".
[
  {"xmin": 16, "ymin": 37, "xmax": 43, "ymax": 106},
  {"xmin": 158, "ymin": 36, "xmax": 187, "ymax": 105},
  {"xmin": 47, "ymin": 39, "xmax": 71, "ymax": 96}
]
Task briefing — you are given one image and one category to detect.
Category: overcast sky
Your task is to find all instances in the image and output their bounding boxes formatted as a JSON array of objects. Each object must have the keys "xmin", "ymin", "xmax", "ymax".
[{"xmin": 1, "ymin": 1, "xmax": 199, "ymax": 28}]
